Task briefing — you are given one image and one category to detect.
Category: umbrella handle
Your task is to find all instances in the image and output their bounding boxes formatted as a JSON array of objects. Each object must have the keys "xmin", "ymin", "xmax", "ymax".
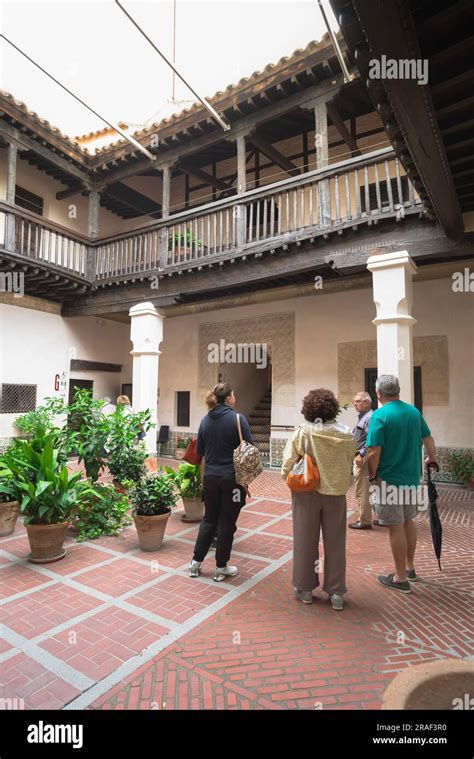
[{"xmin": 426, "ymin": 462, "xmax": 440, "ymax": 472}]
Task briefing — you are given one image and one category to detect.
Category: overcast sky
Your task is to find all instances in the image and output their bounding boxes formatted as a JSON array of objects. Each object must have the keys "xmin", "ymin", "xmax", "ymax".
[{"xmin": 1, "ymin": 0, "xmax": 338, "ymax": 138}]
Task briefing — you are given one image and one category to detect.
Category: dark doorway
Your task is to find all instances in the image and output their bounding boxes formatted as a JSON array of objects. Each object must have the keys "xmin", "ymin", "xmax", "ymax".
[
  {"xmin": 68, "ymin": 379, "xmax": 94, "ymax": 434},
  {"xmin": 68, "ymin": 379, "xmax": 93, "ymax": 405},
  {"xmin": 365, "ymin": 367, "xmax": 422, "ymax": 412},
  {"xmin": 122, "ymin": 383, "xmax": 133, "ymax": 404}
]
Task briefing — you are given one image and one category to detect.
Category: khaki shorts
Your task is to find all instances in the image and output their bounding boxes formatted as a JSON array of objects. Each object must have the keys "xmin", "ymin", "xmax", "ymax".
[{"xmin": 370, "ymin": 480, "xmax": 418, "ymax": 525}]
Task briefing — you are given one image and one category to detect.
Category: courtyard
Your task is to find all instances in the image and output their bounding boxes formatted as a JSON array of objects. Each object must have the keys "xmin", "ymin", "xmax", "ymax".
[{"xmin": 1, "ymin": 467, "xmax": 472, "ymax": 711}]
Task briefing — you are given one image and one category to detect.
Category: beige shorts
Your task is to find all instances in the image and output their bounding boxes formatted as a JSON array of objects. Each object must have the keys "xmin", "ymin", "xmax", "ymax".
[{"xmin": 370, "ymin": 480, "xmax": 418, "ymax": 525}]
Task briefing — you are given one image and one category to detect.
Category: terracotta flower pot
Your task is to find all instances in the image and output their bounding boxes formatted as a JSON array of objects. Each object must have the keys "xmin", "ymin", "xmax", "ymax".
[
  {"xmin": 26, "ymin": 522, "xmax": 69, "ymax": 564},
  {"xmin": 175, "ymin": 449, "xmax": 186, "ymax": 460},
  {"xmin": 181, "ymin": 496, "xmax": 204, "ymax": 523},
  {"xmin": 113, "ymin": 480, "xmax": 128, "ymax": 495},
  {"xmin": 382, "ymin": 660, "xmax": 474, "ymax": 710},
  {"xmin": 134, "ymin": 512, "xmax": 170, "ymax": 551},
  {"xmin": 0, "ymin": 500, "xmax": 20, "ymax": 537}
]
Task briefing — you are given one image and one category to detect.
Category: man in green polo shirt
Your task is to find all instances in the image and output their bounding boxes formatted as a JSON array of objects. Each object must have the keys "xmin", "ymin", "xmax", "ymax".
[{"xmin": 366, "ymin": 375, "xmax": 438, "ymax": 594}]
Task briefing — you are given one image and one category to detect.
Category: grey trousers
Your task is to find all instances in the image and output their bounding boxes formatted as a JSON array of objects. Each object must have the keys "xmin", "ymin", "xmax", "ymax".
[{"xmin": 292, "ymin": 491, "xmax": 347, "ymax": 595}]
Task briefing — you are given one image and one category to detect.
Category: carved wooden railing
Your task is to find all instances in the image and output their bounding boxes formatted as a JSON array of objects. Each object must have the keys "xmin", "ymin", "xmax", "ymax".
[
  {"xmin": 0, "ymin": 147, "xmax": 421, "ymax": 283},
  {"xmin": 0, "ymin": 203, "xmax": 90, "ymax": 277}
]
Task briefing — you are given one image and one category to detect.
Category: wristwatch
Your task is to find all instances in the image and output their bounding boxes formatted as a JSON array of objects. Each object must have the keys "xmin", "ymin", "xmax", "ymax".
[{"xmin": 367, "ymin": 475, "xmax": 377, "ymax": 481}]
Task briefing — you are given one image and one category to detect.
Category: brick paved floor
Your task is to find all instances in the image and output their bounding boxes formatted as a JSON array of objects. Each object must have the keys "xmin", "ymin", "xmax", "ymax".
[{"xmin": 0, "ymin": 466, "xmax": 472, "ymax": 710}]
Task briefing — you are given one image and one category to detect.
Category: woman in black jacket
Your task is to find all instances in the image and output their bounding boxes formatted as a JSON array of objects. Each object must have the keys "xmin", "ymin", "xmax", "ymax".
[{"xmin": 190, "ymin": 382, "xmax": 253, "ymax": 582}]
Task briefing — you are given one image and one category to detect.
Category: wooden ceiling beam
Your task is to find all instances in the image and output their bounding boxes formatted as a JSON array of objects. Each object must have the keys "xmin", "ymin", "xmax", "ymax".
[
  {"xmin": 327, "ymin": 101, "xmax": 360, "ymax": 156},
  {"xmin": 248, "ymin": 134, "xmax": 300, "ymax": 177},
  {"xmin": 104, "ymin": 182, "xmax": 162, "ymax": 218},
  {"xmin": 177, "ymin": 161, "xmax": 233, "ymax": 192},
  {"xmin": 346, "ymin": 0, "xmax": 464, "ymax": 239}
]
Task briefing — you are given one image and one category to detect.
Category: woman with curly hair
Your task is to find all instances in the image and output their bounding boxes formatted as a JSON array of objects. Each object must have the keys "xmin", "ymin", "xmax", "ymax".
[{"xmin": 281, "ymin": 389, "xmax": 355, "ymax": 610}]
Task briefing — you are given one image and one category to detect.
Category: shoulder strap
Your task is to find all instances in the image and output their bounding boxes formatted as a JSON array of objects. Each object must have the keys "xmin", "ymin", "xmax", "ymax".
[
  {"xmin": 304, "ymin": 422, "xmax": 309, "ymax": 454},
  {"xmin": 236, "ymin": 413, "xmax": 243, "ymax": 443}
]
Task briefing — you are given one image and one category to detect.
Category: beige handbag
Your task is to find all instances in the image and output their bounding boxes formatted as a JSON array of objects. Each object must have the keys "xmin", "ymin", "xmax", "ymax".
[{"xmin": 233, "ymin": 413, "xmax": 263, "ymax": 487}]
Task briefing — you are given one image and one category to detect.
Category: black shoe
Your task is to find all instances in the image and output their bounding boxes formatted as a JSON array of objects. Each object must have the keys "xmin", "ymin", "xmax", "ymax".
[
  {"xmin": 373, "ymin": 519, "xmax": 388, "ymax": 527},
  {"xmin": 406, "ymin": 569, "xmax": 418, "ymax": 583},
  {"xmin": 377, "ymin": 573, "xmax": 411, "ymax": 594},
  {"xmin": 348, "ymin": 521, "xmax": 372, "ymax": 530}
]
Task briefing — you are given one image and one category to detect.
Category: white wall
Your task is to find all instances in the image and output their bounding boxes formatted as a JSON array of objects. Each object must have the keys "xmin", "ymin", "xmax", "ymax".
[
  {"xmin": 0, "ymin": 303, "xmax": 132, "ymax": 438},
  {"xmin": 1, "ymin": 275, "xmax": 472, "ymax": 449},
  {"xmin": 156, "ymin": 275, "xmax": 473, "ymax": 449}
]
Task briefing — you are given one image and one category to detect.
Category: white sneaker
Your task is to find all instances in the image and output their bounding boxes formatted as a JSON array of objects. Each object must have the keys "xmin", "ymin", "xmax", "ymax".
[
  {"xmin": 189, "ymin": 560, "xmax": 201, "ymax": 578},
  {"xmin": 330, "ymin": 593, "xmax": 344, "ymax": 610},
  {"xmin": 214, "ymin": 565, "xmax": 238, "ymax": 582}
]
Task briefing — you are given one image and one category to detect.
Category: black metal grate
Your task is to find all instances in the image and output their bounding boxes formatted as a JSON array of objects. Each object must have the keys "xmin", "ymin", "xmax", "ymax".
[{"xmin": 0, "ymin": 384, "xmax": 37, "ymax": 414}]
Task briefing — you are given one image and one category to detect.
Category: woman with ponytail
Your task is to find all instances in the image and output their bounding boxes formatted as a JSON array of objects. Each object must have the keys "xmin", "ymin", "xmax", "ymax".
[{"xmin": 189, "ymin": 382, "xmax": 254, "ymax": 582}]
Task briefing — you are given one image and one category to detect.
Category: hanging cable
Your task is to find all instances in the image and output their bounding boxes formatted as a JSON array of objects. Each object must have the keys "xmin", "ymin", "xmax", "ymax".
[
  {"xmin": 0, "ymin": 34, "xmax": 156, "ymax": 161},
  {"xmin": 114, "ymin": 0, "xmax": 230, "ymax": 132}
]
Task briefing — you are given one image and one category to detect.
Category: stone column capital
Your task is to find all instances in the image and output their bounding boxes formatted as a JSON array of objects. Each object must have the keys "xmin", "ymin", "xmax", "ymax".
[{"xmin": 367, "ymin": 250, "xmax": 418, "ymax": 274}]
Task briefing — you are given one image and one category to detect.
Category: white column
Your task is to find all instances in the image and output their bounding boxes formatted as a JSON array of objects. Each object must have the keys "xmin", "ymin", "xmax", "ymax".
[
  {"xmin": 367, "ymin": 251, "xmax": 417, "ymax": 404},
  {"xmin": 129, "ymin": 302, "xmax": 165, "ymax": 455}
]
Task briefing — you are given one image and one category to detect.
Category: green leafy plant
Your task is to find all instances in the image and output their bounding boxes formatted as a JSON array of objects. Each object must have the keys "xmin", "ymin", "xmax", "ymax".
[
  {"xmin": 14, "ymin": 397, "xmax": 64, "ymax": 437},
  {"xmin": 14, "ymin": 398, "xmax": 76, "ymax": 463},
  {"xmin": 176, "ymin": 437, "xmax": 190, "ymax": 450},
  {"xmin": 0, "ymin": 446, "xmax": 18, "ymax": 503},
  {"xmin": 168, "ymin": 230, "xmax": 203, "ymax": 251},
  {"xmin": 73, "ymin": 482, "xmax": 131, "ymax": 541},
  {"xmin": 108, "ymin": 445, "xmax": 148, "ymax": 483},
  {"xmin": 106, "ymin": 405, "xmax": 151, "ymax": 483},
  {"xmin": 129, "ymin": 472, "xmax": 178, "ymax": 516},
  {"xmin": 165, "ymin": 462, "xmax": 202, "ymax": 498},
  {"xmin": 0, "ymin": 434, "xmax": 98, "ymax": 525},
  {"xmin": 447, "ymin": 451, "xmax": 474, "ymax": 484},
  {"xmin": 62, "ymin": 389, "xmax": 111, "ymax": 482}
]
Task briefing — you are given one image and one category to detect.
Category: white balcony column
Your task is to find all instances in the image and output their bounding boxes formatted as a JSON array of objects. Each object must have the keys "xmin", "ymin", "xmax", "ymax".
[
  {"xmin": 129, "ymin": 302, "xmax": 165, "ymax": 455},
  {"xmin": 5, "ymin": 140, "xmax": 19, "ymax": 251},
  {"xmin": 367, "ymin": 251, "xmax": 417, "ymax": 403}
]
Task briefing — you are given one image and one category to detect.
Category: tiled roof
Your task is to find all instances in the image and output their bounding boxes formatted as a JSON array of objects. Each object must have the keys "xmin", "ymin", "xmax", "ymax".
[{"xmin": 0, "ymin": 33, "xmax": 340, "ymax": 159}]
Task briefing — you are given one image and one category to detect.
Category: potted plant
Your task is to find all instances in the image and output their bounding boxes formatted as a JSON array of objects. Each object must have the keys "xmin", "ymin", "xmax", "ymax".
[
  {"xmin": 175, "ymin": 437, "xmax": 189, "ymax": 460},
  {"xmin": 106, "ymin": 405, "xmax": 151, "ymax": 491},
  {"xmin": 73, "ymin": 482, "xmax": 131, "ymax": 541},
  {"xmin": 165, "ymin": 462, "xmax": 203, "ymax": 522},
  {"xmin": 168, "ymin": 230, "xmax": 203, "ymax": 260},
  {"xmin": 129, "ymin": 472, "xmax": 178, "ymax": 551},
  {"xmin": 447, "ymin": 451, "xmax": 474, "ymax": 488},
  {"xmin": 2, "ymin": 433, "xmax": 98, "ymax": 563},
  {"xmin": 0, "ymin": 449, "xmax": 20, "ymax": 537}
]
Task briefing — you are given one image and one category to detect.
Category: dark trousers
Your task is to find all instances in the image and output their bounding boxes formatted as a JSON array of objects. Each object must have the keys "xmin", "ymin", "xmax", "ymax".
[{"xmin": 193, "ymin": 474, "xmax": 246, "ymax": 567}]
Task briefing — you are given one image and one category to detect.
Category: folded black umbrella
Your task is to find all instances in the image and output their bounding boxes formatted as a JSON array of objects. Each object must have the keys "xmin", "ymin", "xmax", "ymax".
[{"xmin": 426, "ymin": 463, "xmax": 442, "ymax": 571}]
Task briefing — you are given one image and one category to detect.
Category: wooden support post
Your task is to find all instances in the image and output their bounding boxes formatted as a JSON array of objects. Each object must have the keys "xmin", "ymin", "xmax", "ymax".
[
  {"xmin": 5, "ymin": 141, "xmax": 18, "ymax": 251},
  {"xmin": 87, "ymin": 189, "xmax": 100, "ymax": 239},
  {"xmin": 160, "ymin": 164, "xmax": 172, "ymax": 267},
  {"xmin": 236, "ymin": 134, "xmax": 247, "ymax": 194},
  {"xmin": 87, "ymin": 188, "xmax": 100, "ymax": 279},
  {"xmin": 236, "ymin": 134, "xmax": 247, "ymax": 248},
  {"xmin": 314, "ymin": 101, "xmax": 331, "ymax": 227}
]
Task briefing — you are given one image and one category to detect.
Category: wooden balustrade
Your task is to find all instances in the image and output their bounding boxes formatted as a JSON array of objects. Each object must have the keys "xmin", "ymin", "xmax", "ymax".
[{"xmin": 0, "ymin": 148, "xmax": 422, "ymax": 284}]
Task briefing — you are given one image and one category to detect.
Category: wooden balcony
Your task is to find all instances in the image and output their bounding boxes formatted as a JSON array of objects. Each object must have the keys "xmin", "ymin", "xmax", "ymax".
[{"xmin": 0, "ymin": 148, "xmax": 422, "ymax": 292}]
